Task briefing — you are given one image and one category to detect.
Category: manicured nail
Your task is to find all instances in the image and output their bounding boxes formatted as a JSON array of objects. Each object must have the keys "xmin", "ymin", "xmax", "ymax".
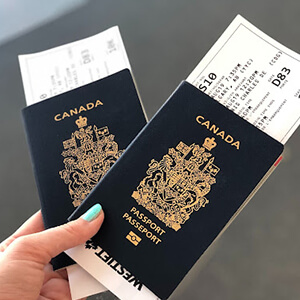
[{"xmin": 81, "ymin": 204, "xmax": 102, "ymax": 222}]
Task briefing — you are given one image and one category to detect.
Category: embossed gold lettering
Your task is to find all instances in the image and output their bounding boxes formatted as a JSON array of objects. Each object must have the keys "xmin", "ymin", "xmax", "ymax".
[
  {"xmin": 196, "ymin": 115, "xmax": 205, "ymax": 123},
  {"xmin": 54, "ymin": 99, "xmax": 104, "ymax": 122},
  {"xmin": 78, "ymin": 106, "xmax": 87, "ymax": 113},
  {"xmin": 216, "ymin": 130, "xmax": 225, "ymax": 139},
  {"xmin": 54, "ymin": 114, "xmax": 62, "ymax": 121},
  {"xmin": 196, "ymin": 115, "xmax": 241, "ymax": 150},
  {"xmin": 70, "ymin": 108, "xmax": 78, "ymax": 116},
  {"xmin": 202, "ymin": 120, "xmax": 210, "ymax": 129},
  {"xmin": 225, "ymin": 135, "xmax": 234, "ymax": 143},
  {"xmin": 86, "ymin": 102, "xmax": 94, "ymax": 110},
  {"xmin": 62, "ymin": 112, "xmax": 70, "ymax": 119},
  {"xmin": 210, "ymin": 124, "xmax": 219, "ymax": 134},
  {"xmin": 232, "ymin": 141, "xmax": 240, "ymax": 150},
  {"xmin": 95, "ymin": 99, "xmax": 103, "ymax": 107},
  {"xmin": 122, "ymin": 210, "xmax": 164, "ymax": 244}
]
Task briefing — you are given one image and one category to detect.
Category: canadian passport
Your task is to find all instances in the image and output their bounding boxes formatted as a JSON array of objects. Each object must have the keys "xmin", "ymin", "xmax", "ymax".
[
  {"xmin": 22, "ymin": 69, "xmax": 147, "ymax": 270},
  {"xmin": 69, "ymin": 81, "xmax": 283, "ymax": 299}
]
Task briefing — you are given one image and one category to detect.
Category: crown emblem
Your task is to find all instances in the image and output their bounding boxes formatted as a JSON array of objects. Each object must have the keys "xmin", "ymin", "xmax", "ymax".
[
  {"xmin": 203, "ymin": 137, "xmax": 217, "ymax": 151},
  {"xmin": 132, "ymin": 137, "xmax": 220, "ymax": 231},
  {"xmin": 75, "ymin": 116, "xmax": 88, "ymax": 128}
]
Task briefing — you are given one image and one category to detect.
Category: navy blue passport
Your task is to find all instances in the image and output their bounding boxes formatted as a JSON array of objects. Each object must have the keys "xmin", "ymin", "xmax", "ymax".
[
  {"xmin": 69, "ymin": 81, "xmax": 283, "ymax": 299},
  {"xmin": 22, "ymin": 69, "xmax": 147, "ymax": 270}
]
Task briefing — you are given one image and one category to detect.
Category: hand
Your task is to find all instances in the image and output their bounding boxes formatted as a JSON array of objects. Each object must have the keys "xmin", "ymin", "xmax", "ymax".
[{"xmin": 0, "ymin": 203, "xmax": 104, "ymax": 300}]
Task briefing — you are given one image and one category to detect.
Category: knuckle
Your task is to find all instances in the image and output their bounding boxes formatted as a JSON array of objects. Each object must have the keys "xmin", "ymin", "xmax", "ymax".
[
  {"xmin": 14, "ymin": 235, "xmax": 30, "ymax": 248},
  {"xmin": 62, "ymin": 223, "xmax": 80, "ymax": 239},
  {"xmin": 61, "ymin": 222, "xmax": 90, "ymax": 245},
  {"xmin": 12, "ymin": 235, "xmax": 51, "ymax": 264},
  {"xmin": 11, "ymin": 236, "xmax": 39, "ymax": 258}
]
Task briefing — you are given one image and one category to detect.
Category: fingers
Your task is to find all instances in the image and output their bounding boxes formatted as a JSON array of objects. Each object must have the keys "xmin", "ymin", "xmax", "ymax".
[
  {"xmin": 40, "ymin": 277, "xmax": 71, "ymax": 300},
  {"xmin": 56, "ymin": 268, "xmax": 68, "ymax": 281},
  {"xmin": 43, "ymin": 264, "xmax": 68, "ymax": 282},
  {"xmin": 43, "ymin": 264, "xmax": 67, "ymax": 283},
  {"xmin": 6, "ymin": 204, "xmax": 104, "ymax": 265},
  {"xmin": 0, "ymin": 210, "xmax": 44, "ymax": 252}
]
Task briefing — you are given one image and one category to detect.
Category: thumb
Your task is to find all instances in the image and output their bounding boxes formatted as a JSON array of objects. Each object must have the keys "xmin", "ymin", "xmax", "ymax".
[{"xmin": 6, "ymin": 203, "xmax": 104, "ymax": 265}]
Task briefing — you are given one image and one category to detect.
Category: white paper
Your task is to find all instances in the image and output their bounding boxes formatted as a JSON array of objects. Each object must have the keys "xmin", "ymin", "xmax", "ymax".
[
  {"xmin": 67, "ymin": 264, "xmax": 107, "ymax": 300},
  {"xmin": 19, "ymin": 26, "xmax": 130, "ymax": 106},
  {"xmin": 187, "ymin": 15, "xmax": 300, "ymax": 144},
  {"xmin": 65, "ymin": 244, "xmax": 160, "ymax": 300}
]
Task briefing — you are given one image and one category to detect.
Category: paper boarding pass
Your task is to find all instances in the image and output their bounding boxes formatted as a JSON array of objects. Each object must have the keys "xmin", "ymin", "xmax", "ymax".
[
  {"xmin": 67, "ymin": 264, "xmax": 107, "ymax": 300},
  {"xmin": 19, "ymin": 26, "xmax": 130, "ymax": 106},
  {"xmin": 187, "ymin": 15, "xmax": 300, "ymax": 144},
  {"xmin": 19, "ymin": 26, "xmax": 158, "ymax": 300}
]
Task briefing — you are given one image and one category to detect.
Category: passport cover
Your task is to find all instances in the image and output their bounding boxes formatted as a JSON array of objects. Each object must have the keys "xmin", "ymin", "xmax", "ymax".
[
  {"xmin": 22, "ymin": 69, "xmax": 147, "ymax": 270},
  {"xmin": 69, "ymin": 81, "xmax": 283, "ymax": 299}
]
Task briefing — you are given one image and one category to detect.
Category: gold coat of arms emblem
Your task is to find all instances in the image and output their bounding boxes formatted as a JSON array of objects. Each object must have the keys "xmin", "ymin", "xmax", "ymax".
[
  {"xmin": 59, "ymin": 116, "xmax": 124, "ymax": 207},
  {"xmin": 132, "ymin": 137, "xmax": 220, "ymax": 231}
]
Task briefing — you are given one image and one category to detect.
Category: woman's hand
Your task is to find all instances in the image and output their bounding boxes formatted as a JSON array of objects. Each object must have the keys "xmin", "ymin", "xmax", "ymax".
[{"xmin": 0, "ymin": 204, "xmax": 104, "ymax": 300}]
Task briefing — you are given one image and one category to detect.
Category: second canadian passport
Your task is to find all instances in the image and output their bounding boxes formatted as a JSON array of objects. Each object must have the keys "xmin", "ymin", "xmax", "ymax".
[
  {"xmin": 69, "ymin": 81, "xmax": 283, "ymax": 299},
  {"xmin": 22, "ymin": 69, "xmax": 147, "ymax": 270}
]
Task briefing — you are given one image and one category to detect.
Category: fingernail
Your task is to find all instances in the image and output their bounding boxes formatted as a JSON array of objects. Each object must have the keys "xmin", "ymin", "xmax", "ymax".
[{"xmin": 81, "ymin": 204, "xmax": 102, "ymax": 222}]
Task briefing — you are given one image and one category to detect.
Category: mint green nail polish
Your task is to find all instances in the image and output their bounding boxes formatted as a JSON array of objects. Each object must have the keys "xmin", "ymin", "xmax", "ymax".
[{"xmin": 82, "ymin": 204, "xmax": 102, "ymax": 222}]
